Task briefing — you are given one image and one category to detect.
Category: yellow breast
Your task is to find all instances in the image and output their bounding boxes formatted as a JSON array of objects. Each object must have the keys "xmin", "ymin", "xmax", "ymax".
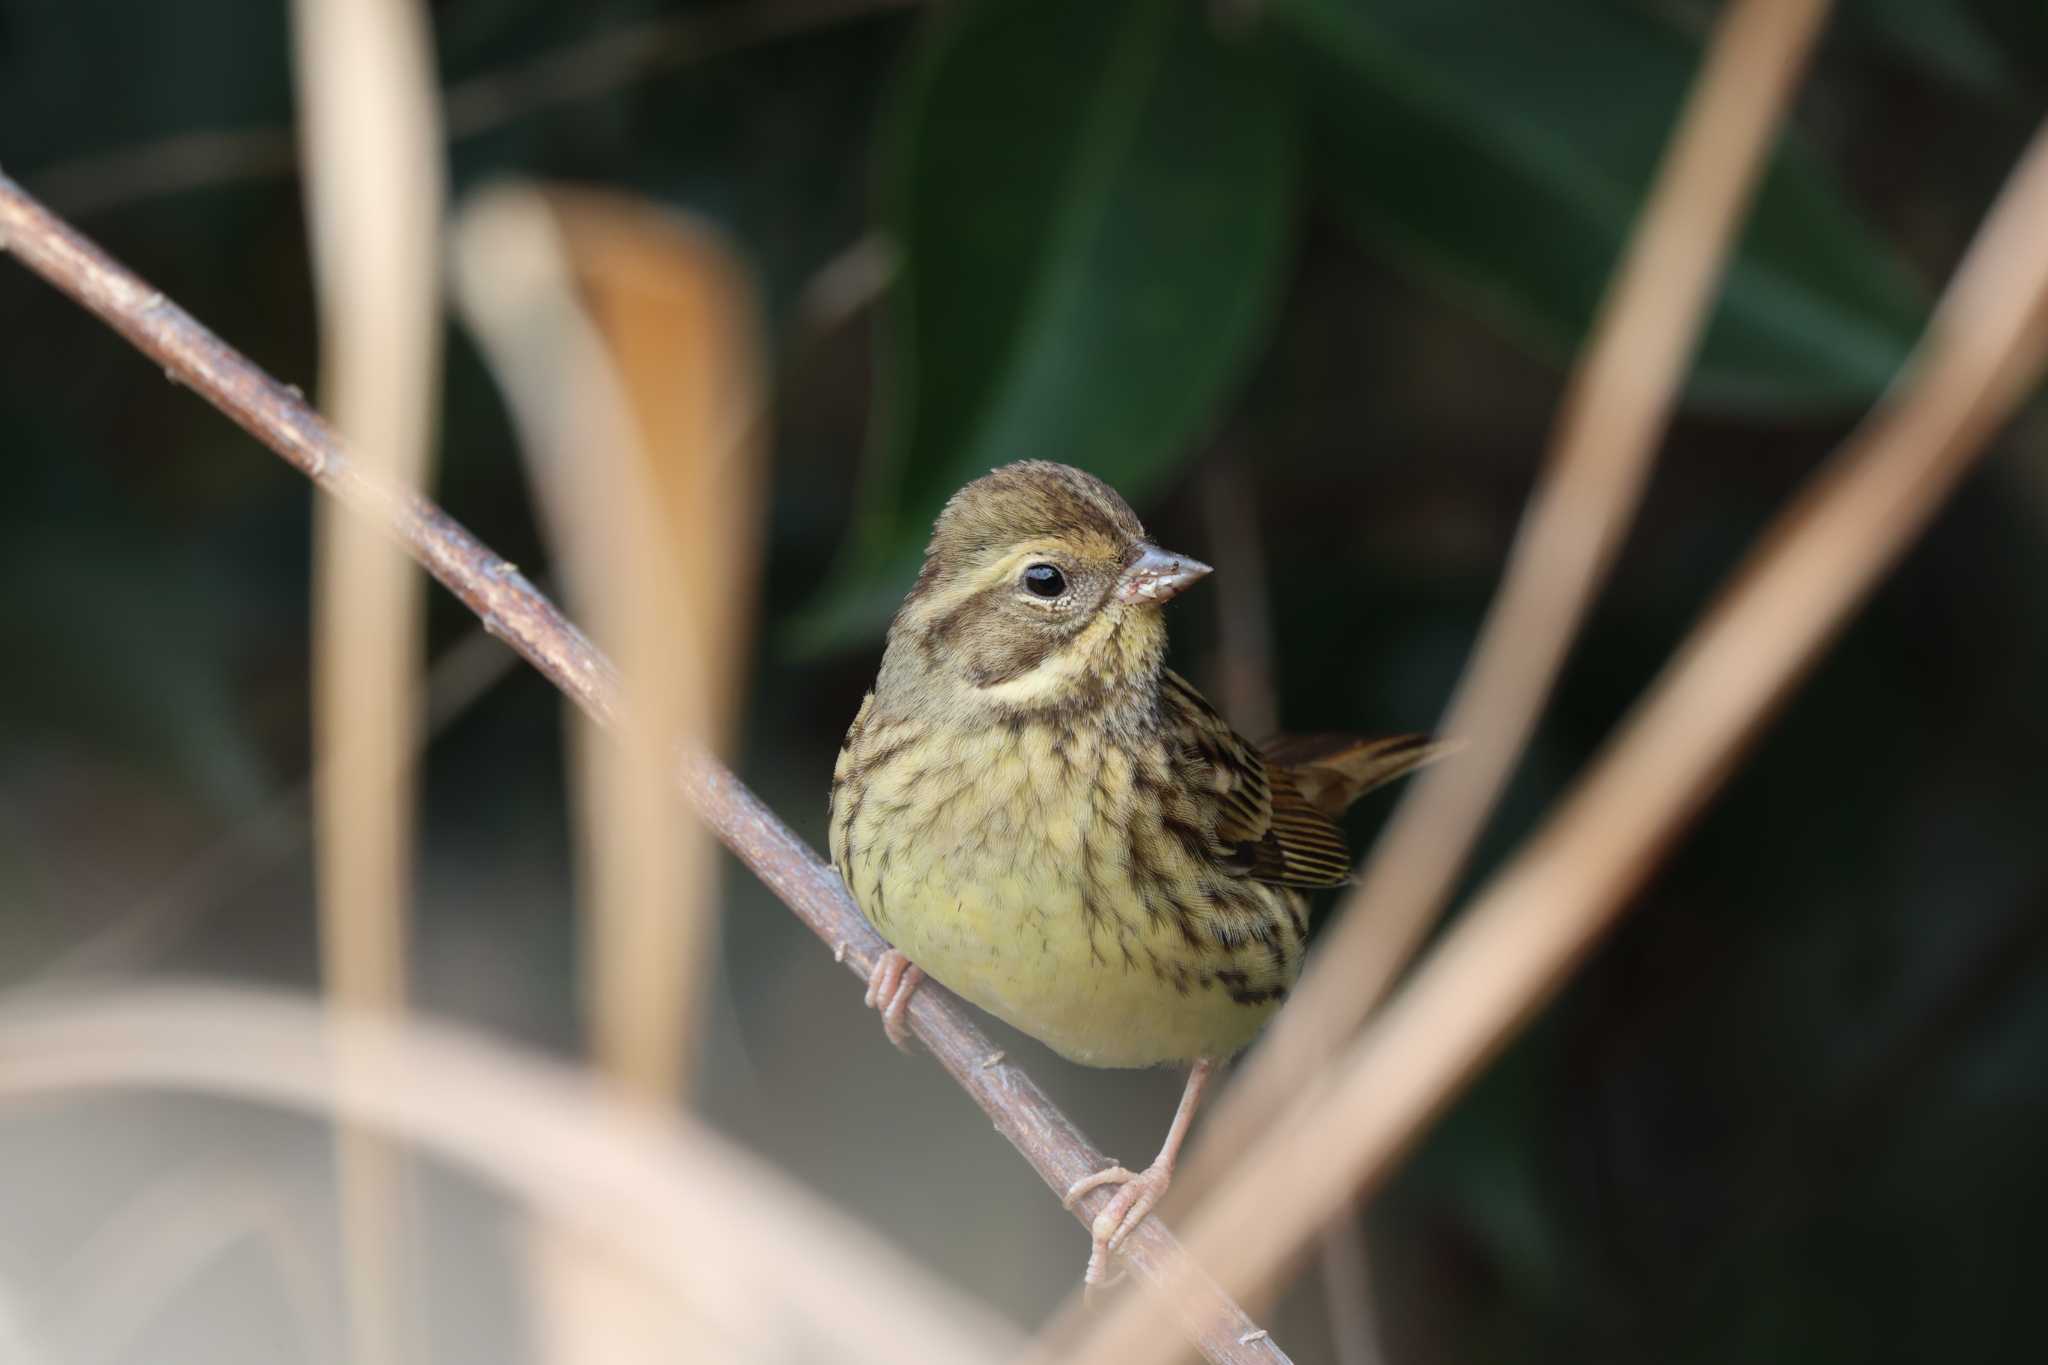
[{"xmin": 830, "ymin": 700, "xmax": 1303, "ymax": 1068}]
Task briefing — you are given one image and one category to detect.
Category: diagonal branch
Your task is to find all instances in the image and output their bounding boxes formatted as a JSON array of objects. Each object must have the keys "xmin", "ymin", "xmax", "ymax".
[{"xmin": 0, "ymin": 171, "xmax": 1288, "ymax": 1365}]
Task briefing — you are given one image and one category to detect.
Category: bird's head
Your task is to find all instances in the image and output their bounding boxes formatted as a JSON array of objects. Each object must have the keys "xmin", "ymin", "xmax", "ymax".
[{"xmin": 875, "ymin": 460, "xmax": 1210, "ymax": 723}]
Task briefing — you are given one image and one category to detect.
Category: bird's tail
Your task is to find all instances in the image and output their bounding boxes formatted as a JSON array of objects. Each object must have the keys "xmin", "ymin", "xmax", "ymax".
[{"xmin": 1260, "ymin": 732, "xmax": 1460, "ymax": 817}]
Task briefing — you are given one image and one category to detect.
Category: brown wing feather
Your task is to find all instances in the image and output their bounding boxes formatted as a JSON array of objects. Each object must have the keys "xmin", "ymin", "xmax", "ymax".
[
  {"xmin": 1260, "ymin": 731, "xmax": 1457, "ymax": 817},
  {"xmin": 1160, "ymin": 671, "xmax": 1354, "ymax": 889}
]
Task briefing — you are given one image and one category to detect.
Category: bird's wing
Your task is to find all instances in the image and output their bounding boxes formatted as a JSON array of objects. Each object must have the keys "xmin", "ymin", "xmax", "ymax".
[
  {"xmin": 1160, "ymin": 670, "xmax": 1353, "ymax": 889},
  {"xmin": 1257, "ymin": 731, "xmax": 1456, "ymax": 817}
]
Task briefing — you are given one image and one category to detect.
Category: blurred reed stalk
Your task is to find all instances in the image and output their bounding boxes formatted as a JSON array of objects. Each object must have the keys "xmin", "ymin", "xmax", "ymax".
[
  {"xmin": 1196, "ymin": 456, "xmax": 1383, "ymax": 1364},
  {"xmin": 0, "ymin": 984, "xmax": 1020, "ymax": 1365},
  {"xmin": 454, "ymin": 185, "xmax": 767, "ymax": 1361},
  {"xmin": 1057, "ymin": 111, "xmax": 2048, "ymax": 1365},
  {"xmin": 550, "ymin": 190, "xmax": 767, "ymax": 1101},
  {"xmin": 453, "ymin": 186, "xmax": 766, "ymax": 1105},
  {"xmin": 288, "ymin": 0, "xmax": 445, "ymax": 1362},
  {"xmin": 0, "ymin": 170, "xmax": 1287, "ymax": 1364},
  {"xmin": 1186, "ymin": 0, "xmax": 1838, "ymax": 1197}
]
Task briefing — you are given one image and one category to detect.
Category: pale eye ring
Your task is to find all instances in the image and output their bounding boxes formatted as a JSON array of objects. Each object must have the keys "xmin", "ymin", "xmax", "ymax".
[{"xmin": 1021, "ymin": 563, "xmax": 1067, "ymax": 598}]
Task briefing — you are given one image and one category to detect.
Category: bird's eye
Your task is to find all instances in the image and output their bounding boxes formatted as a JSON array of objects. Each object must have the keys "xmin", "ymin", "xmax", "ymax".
[{"xmin": 1021, "ymin": 563, "xmax": 1067, "ymax": 598}]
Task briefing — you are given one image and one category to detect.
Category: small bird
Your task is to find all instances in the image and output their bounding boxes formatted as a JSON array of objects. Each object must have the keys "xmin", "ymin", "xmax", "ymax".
[{"xmin": 829, "ymin": 460, "xmax": 1443, "ymax": 1285}]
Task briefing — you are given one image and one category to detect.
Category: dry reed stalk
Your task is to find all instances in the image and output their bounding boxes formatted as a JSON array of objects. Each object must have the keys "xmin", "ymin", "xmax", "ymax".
[
  {"xmin": 553, "ymin": 190, "xmax": 766, "ymax": 1104},
  {"xmin": 451, "ymin": 186, "xmax": 711, "ymax": 1364},
  {"xmin": 1198, "ymin": 455, "xmax": 1381, "ymax": 1360},
  {"xmin": 288, "ymin": 1, "xmax": 446, "ymax": 1361},
  {"xmin": 454, "ymin": 186, "xmax": 767, "ymax": 1104},
  {"xmin": 1055, "ymin": 115, "xmax": 2048, "ymax": 1365},
  {"xmin": 0, "ymin": 984, "xmax": 1020, "ymax": 1365},
  {"xmin": 0, "ymin": 174, "xmax": 1289, "ymax": 1365},
  {"xmin": 1186, "ymin": 0, "xmax": 1838, "ymax": 1195}
]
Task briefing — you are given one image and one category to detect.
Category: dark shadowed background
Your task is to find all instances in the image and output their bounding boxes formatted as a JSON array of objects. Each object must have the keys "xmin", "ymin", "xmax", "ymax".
[{"xmin": 3, "ymin": 1, "xmax": 2046, "ymax": 1362}]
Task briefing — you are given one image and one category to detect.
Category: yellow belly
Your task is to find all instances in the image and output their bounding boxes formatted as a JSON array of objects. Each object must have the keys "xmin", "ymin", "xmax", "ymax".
[
  {"xmin": 831, "ymin": 710, "xmax": 1300, "ymax": 1068},
  {"xmin": 866, "ymin": 870, "xmax": 1281, "ymax": 1067}
]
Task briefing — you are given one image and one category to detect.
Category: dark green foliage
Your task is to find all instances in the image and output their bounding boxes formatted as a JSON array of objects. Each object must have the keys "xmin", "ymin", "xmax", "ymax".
[
  {"xmin": 800, "ymin": 0, "xmax": 1301, "ymax": 648},
  {"xmin": 798, "ymin": 0, "xmax": 1948, "ymax": 644}
]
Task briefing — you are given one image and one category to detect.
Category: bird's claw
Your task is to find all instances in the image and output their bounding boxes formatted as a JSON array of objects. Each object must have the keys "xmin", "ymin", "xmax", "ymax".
[
  {"xmin": 1064, "ymin": 1163, "xmax": 1132, "ymax": 1209},
  {"xmin": 1065, "ymin": 1161, "xmax": 1173, "ymax": 1287},
  {"xmin": 863, "ymin": 949, "xmax": 925, "ymax": 1053}
]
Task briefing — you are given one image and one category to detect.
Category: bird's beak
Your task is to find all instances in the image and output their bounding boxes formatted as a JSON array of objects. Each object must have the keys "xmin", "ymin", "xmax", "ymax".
[{"xmin": 1114, "ymin": 543, "xmax": 1212, "ymax": 605}]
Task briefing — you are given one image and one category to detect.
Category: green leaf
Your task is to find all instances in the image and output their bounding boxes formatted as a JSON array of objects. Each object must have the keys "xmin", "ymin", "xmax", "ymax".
[
  {"xmin": 793, "ymin": 0, "xmax": 1301, "ymax": 652},
  {"xmin": 1277, "ymin": 0, "xmax": 1928, "ymax": 413}
]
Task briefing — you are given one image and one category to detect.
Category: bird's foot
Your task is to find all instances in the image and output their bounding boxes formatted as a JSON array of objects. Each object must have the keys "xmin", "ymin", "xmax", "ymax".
[
  {"xmin": 1064, "ymin": 1159, "xmax": 1174, "ymax": 1287},
  {"xmin": 862, "ymin": 949, "xmax": 925, "ymax": 1053}
]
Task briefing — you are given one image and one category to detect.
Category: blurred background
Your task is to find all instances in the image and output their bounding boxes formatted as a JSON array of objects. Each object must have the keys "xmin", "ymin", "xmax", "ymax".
[{"xmin": 3, "ymin": 1, "xmax": 2047, "ymax": 1362}]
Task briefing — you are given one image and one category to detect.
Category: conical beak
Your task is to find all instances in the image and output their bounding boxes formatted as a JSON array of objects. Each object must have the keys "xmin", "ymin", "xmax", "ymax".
[{"xmin": 1114, "ymin": 543, "xmax": 1212, "ymax": 605}]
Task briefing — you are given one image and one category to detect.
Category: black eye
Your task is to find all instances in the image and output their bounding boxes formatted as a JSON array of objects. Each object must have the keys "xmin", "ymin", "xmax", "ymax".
[{"xmin": 1022, "ymin": 563, "xmax": 1067, "ymax": 598}]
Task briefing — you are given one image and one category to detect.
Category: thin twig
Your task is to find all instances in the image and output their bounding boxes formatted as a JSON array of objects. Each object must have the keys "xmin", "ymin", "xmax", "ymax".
[
  {"xmin": 1199, "ymin": 455, "xmax": 1279, "ymax": 741},
  {"xmin": 0, "ymin": 1278, "xmax": 56, "ymax": 1365},
  {"xmin": 38, "ymin": 1165, "xmax": 339, "ymax": 1365},
  {"xmin": 1316, "ymin": 1210, "xmax": 1385, "ymax": 1365},
  {"xmin": 30, "ymin": 622, "xmax": 522, "ymax": 984},
  {"xmin": 28, "ymin": 0, "xmax": 920, "ymax": 218},
  {"xmin": 0, "ymin": 173, "xmax": 1290, "ymax": 1365},
  {"xmin": 1058, "ymin": 113, "xmax": 2048, "ymax": 1365},
  {"xmin": 438, "ymin": 0, "xmax": 920, "ymax": 143},
  {"xmin": 29, "ymin": 221, "xmax": 881, "ymax": 989},
  {"xmin": 1186, "ymin": 0, "xmax": 1840, "ymax": 1195}
]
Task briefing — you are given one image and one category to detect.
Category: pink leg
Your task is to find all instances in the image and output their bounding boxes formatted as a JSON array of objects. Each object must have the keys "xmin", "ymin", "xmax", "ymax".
[
  {"xmin": 862, "ymin": 948, "xmax": 925, "ymax": 1053},
  {"xmin": 1063, "ymin": 1057, "xmax": 1218, "ymax": 1286}
]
